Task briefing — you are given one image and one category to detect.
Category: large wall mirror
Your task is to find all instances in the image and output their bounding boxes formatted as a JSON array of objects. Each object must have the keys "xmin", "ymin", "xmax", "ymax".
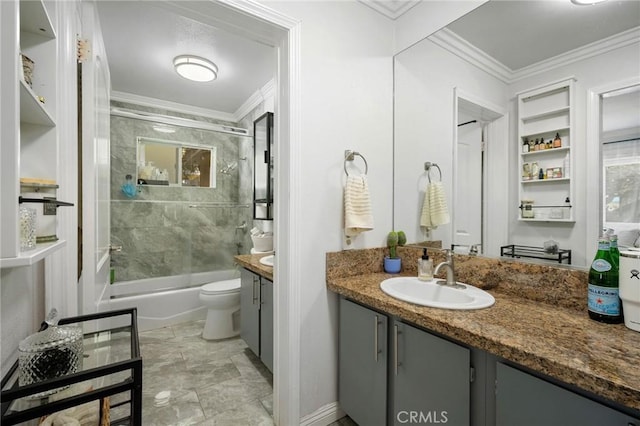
[
  {"xmin": 393, "ymin": 0, "xmax": 640, "ymax": 268},
  {"xmin": 137, "ymin": 137, "xmax": 217, "ymax": 187}
]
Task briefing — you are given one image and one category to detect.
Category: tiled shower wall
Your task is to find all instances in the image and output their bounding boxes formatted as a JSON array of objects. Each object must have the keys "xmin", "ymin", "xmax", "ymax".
[{"xmin": 109, "ymin": 101, "xmax": 254, "ymax": 283}]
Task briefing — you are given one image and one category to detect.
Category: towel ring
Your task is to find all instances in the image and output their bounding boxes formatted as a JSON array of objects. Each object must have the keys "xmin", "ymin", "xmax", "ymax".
[
  {"xmin": 424, "ymin": 162, "xmax": 442, "ymax": 183},
  {"xmin": 344, "ymin": 150, "xmax": 368, "ymax": 176}
]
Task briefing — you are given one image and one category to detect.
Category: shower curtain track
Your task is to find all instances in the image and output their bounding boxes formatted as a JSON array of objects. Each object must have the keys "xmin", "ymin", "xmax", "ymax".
[{"xmin": 110, "ymin": 107, "xmax": 252, "ymax": 137}]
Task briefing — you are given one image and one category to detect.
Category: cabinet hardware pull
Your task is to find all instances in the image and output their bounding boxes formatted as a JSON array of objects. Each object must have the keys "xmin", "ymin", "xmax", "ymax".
[
  {"xmin": 252, "ymin": 279, "xmax": 259, "ymax": 305},
  {"xmin": 394, "ymin": 324, "xmax": 401, "ymax": 376},
  {"xmin": 374, "ymin": 315, "xmax": 380, "ymax": 362}
]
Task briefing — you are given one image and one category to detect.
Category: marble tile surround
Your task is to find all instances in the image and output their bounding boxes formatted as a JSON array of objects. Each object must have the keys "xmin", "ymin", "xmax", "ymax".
[{"xmin": 109, "ymin": 101, "xmax": 257, "ymax": 282}]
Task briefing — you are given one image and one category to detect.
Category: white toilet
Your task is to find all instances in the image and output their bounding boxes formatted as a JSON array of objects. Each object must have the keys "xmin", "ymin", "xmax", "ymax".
[{"xmin": 199, "ymin": 278, "xmax": 241, "ymax": 340}]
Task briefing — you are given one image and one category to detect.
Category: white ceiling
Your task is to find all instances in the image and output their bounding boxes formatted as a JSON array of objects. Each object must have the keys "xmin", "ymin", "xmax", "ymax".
[
  {"xmin": 96, "ymin": 1, "xmax": 275, "ymax": 116},
  {"xmin": 97, "ymin": 1, "xmax": 639, "ymax": 118},
  {"xmin": 446, "ymin": 0, "xmax": 640, "ymax": 71}
]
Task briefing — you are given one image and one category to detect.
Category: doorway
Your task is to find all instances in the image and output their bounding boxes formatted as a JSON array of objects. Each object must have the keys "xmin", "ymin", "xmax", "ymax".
[{"xmin": 453, "ymin": 92, "xmax": 507, "ymax": 257}]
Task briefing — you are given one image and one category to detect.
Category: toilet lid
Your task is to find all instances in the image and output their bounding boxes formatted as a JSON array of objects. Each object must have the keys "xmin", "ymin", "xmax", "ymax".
[{"xmin": 202, "ymin": 279, "xmax": 240, "ymax": 295}]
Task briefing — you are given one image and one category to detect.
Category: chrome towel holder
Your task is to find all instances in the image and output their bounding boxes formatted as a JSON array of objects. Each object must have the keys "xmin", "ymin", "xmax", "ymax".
[
  {"xmin": 344, "ymin": 150, "xmax": 368, "ymax": 176},
  {"xmin": 424, "ymin": 162, "xmax": 442, "ymax": 182}
]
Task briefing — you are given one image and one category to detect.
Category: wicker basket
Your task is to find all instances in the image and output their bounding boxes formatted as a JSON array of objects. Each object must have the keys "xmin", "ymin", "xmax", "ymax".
[{"xmin": 38, "ymin": 396, "xmax": 110, "ymax": 425}]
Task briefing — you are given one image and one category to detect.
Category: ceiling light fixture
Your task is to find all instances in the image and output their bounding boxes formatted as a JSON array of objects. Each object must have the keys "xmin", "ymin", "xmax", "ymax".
[
  {"xmin": 173, "ymin": 55, "xmax": 218, "ymax": 82},
  {"xmin": 570, "ymin": 0, "xmax": 608, "ymax": 5}
]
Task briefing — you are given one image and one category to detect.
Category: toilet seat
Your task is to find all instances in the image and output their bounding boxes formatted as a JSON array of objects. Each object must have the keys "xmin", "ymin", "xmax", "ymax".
[{"xmin": 201, "ymin": 279, "xmax": 240, "ymax": 295}]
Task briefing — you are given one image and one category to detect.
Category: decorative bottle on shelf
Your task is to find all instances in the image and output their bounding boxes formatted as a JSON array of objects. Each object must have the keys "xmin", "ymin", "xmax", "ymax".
[
  {"xmin": 522, "ymin": 138, "xmax": 529, "ymax": 153},
  {"xmin": 553, "ymin": 132, "xmax": 562, "ymax": 148},
  {"xmin": 587, "ymin": 236, "xmax": 622, "ymax": 324},
  {"xmin": 563, "ymin": 197, "xmax": 571, "ymax": 219}
]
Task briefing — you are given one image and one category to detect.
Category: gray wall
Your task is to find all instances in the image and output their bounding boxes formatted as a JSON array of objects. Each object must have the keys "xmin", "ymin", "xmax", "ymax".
[{"xmin": 109, "ymin": 101, "xmax": 253, "ymax": 282}]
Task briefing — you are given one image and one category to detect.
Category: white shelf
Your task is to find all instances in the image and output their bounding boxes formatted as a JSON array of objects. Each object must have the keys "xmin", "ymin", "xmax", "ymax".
[
  {"xmin": 521, "ymin": 177, "xmax": 570, "ymax": 184},
  {"xmin": 522, "ymin": 146, "xmax": 570, "ymax": 158},
  {"xmin": 0, "ymin": 240, "xmax": 66, "ymax": 268},
  {"xmin": 19, "ymin": 0, "xmax": 56, "ymax": 39},
  {"xmin": 521, "ymin": 106, "xmax": 570, "ymax": 123},
  {"xmin": 20, "ymin": 79, "xmax": 55, "ymax": 126},
  {"xmin": 518, "ymin": 218, "xmax": 575, "ymax": 223},
  {"xmin": 517, "ymin": 79, "xmax": 574, "ymax": 227}
]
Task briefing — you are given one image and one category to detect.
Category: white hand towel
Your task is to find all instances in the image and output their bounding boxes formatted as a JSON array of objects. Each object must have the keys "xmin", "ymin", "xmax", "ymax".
[
  {"xmin": 420, "ymin": 185, "xmax": 433, "ymax": 230},
  {"xmin": 429, "ymin": 181, "xmax": 450, "ymax": 227},
  {"xmin": 420, "ymin": 181, "xmax": 450, "ymax": 230},
  {"xmin": 344, "ymin": 175, "xmax": 374, "ymax": 237}
]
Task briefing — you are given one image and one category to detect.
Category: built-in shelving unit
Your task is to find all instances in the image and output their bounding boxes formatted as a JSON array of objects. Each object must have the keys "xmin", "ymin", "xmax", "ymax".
[
  {"xmin": 517, "ymin": 78, "xmax": 575, "ymax": 223},
  {"xmin": 1, "ymin": 0, "xmax": 63, "ymax": 265}
]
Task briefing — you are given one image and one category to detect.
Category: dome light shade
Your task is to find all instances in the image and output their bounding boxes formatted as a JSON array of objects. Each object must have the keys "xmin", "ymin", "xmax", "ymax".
[
  {"xmin": 570, "ymin": 0, "xmax": 608, "ymax": 4},
  {"xmin": 173, "ymin": 55, "xmax": 218, "ymax": 82}
]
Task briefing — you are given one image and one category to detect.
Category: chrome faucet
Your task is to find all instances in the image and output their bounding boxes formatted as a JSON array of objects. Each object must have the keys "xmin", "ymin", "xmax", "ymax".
[{"xmin": 434, "ymin": 250, "xmax": 465, "ymax": 289}]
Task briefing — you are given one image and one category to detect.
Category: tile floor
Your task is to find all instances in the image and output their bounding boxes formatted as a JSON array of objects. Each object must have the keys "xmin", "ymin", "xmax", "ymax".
[
  {"xmin": 135, "ymin": 320, "xmax": 356, "ymax": 426},
  {"xmin": 137, "ymin": 320, "xmax": 273, "ymax": 425}
]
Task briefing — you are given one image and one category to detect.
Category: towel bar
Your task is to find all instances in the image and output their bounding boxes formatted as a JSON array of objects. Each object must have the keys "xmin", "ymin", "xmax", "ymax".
[
  {"xmin": 344, "ymin": 150, "xmax": 368, "ymax": 176},
  {"xmin": 424, "ymin": 162, "xmax": 442, "ymax": 182}
]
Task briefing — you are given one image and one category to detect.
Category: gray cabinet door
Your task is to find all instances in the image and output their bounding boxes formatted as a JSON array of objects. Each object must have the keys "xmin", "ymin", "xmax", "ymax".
[
  {"xmin": 240, "ymin": 269, "xmax": 260, "ymax": 356},
  {"xmin": 393, "ymin": 321, "xmax": 470, "ymax": 426},
  {"xmin": 496, "ymin": 362, "xmax": 639, "ymax": 426},
  {"xmin": 260, "ymin": 278, "xmax": 273, "ymax": 373},
  {"xmin": 339, "ymin": 298, "xmax": 388, "ymax": 426}
]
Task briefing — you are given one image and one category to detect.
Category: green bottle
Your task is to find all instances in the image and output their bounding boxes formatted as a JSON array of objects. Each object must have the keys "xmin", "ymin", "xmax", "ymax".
[
  {"xmin": 587, "ymin": 237, "xmax": 622, "ymax": 323},
  {"xmin": 609, "ymin": 234, "xmax": 620, "ymax": 268}
]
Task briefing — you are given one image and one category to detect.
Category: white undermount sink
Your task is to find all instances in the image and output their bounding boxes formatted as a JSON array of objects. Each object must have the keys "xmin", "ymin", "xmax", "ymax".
[
  {"xmin": 380, "ymin": 277, "xmax": 495, "ymax": 310},
  {"xmin": 259, "ymin": 254, "xmax": 274, "ymax": 267}
]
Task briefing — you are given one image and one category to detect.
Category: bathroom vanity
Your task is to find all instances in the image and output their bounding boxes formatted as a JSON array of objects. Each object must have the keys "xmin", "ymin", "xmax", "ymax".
[
  {"xmin": 235, "ymin": 254, "xmax": 273, "ymax": 372},
  {"xmin": 327, "ymin": 247, "xmax": 640, "ymax": 426}
]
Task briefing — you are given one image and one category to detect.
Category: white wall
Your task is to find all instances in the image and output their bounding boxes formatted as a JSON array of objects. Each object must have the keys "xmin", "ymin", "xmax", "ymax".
[
  {"xmin": 394, "ymin": 37, "xmax": 508, "ymax": 247},
  {"xmin": 261, "ymin": 1, "xmax": 395, "ymax": 419},
  {"xmin": 507, "ymin": 41, "xmax": 640, "ymax": 266}
]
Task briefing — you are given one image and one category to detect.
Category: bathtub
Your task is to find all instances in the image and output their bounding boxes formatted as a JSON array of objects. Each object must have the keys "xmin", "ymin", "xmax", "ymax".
[{"xmin": 106, "ymin": 269, "xmax": 240, "ymax": 331}]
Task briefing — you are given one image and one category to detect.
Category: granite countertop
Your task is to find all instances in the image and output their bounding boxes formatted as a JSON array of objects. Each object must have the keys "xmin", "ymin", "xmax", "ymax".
[
  {"xmin": 327, "ymin": 271, "xmax": 640, "ymax": 413},
  {"xmin": 235, "ymin": 254, "xmax": 273, "ymax": 281}
]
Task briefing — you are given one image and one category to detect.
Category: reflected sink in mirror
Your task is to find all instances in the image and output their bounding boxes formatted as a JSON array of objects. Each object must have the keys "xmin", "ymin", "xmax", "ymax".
[
  {"xmin": 259, "ymin": 254, "xmax": 274, "ymax": 267},
  {"xmin": 380, "ymin": 277, "xmax": 495, "ymax": 310}
]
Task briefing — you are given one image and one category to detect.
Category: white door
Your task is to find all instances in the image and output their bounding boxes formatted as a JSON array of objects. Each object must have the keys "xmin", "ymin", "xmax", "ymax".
[
  {"xmin": 453, "ymin": 122, "xmax": 483, "ymax": 249},
  {"xmin": 79, "ymin": 1, "xmax": 111, "ymax": 315}
]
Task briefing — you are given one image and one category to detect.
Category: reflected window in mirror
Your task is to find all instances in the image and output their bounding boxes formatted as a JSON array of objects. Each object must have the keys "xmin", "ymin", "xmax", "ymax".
[
  {"xmin": 601, "ymin": 85, "xmax": 640, "ymax": 247},
  {"xmin": 137, "ymin": 137, "xmax": 216, "ymax": 188}
]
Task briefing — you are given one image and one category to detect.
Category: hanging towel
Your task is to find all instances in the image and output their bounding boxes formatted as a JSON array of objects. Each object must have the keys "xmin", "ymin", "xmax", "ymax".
[
  {"xmin": 420, "ymin": 181, "xmax": 450, "ymax": 230},
  {"xmin": 344, "ymin": 175, "xmax": 374, "ymax": 237}
]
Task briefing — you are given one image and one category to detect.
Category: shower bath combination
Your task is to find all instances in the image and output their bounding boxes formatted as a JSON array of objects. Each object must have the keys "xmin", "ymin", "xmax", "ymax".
[{"xmin": 109, "ymin": 105, "xmax": 254, "ymax": 331}]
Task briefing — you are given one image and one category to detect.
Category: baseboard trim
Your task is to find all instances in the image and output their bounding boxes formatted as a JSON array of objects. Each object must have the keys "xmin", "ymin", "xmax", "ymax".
[{"xmin": 300, "ymin": 402, "xmax": 346, "ymax": 426}]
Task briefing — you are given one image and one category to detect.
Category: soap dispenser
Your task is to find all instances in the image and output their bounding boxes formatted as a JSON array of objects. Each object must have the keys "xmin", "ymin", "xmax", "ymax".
[{"xmin": 418, "ymin": 248, "xmax": 433, "ymax": 281}]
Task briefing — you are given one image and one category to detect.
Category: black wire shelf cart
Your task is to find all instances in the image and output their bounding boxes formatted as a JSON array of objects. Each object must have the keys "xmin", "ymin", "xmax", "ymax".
[
  {"xmin": 1, "ymin": 308, "xmax": 142, "ymax": 425},
  {"xmin": 500, "ymin": 244, "xmax": 572, "ymax": 265}
]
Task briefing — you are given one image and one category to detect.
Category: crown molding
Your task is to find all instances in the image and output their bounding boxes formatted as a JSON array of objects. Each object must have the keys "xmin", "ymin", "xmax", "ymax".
[
  {"xmin": 111, "ymin": 78, "xmax": 275, "ymax": 124},
  {"xmin": 429, "ymin": 28, "xmax": 512, "ymax": 83},
  {"xmin": 510, "ymin": 27, "xmax": 640, "ymax": 83},
  {"xmin": 431, "ymin": 26, "xmax": 640, "ymax": 85},
  {"xmin": 358, "ymin": 0, "xmax": 420, "ymax": 20},
  {"xmin": 234, "ymin": 78, "xmax": 275, "ymax": 121},
  {"xmin": 110, "ymin": 91, "xmax": 237, "ymax": 123}
]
